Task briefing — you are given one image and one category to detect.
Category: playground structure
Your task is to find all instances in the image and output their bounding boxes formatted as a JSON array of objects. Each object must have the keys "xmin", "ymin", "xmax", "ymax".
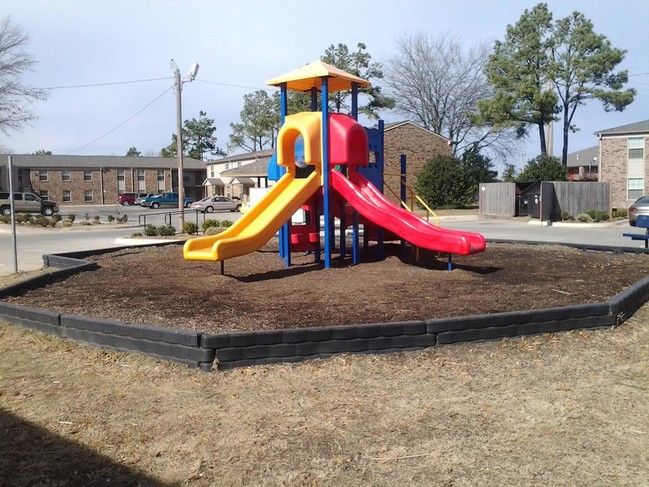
[{"xmin": 183, "ymin": 61, "xmax": 486, "ymax": 269}]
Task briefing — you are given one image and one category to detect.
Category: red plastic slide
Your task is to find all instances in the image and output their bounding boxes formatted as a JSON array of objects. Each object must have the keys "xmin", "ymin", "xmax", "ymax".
[{"xmin": 331, "ymin": 169, "xmax": 486, "ymax": 256}]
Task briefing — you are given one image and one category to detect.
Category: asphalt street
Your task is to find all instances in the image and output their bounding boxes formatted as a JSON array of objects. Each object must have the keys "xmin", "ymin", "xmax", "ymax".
[{"xmin": 0, "ymin": 209, "xmax": 642, "ymax": 276}]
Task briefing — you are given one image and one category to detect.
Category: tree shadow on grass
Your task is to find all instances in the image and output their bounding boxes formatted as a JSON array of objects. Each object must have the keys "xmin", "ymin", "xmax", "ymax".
[{"xmin": 0, "ymin": 409, "xmax": 172, "ymax": 487}]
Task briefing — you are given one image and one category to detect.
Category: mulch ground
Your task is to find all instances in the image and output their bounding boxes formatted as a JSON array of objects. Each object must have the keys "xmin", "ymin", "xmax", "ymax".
[{"xmin": 4, "ymin": 240, "xmax": 649, "ymax": 335}]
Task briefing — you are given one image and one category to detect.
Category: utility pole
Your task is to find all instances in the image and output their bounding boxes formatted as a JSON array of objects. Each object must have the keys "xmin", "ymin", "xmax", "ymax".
[
  {"xmin": 170, "ymin": 59, "xmax": 199, "ymax": 233},
  {"xmin": 172, "ymin": 63, "xmax": 185, "ymax": 232}
]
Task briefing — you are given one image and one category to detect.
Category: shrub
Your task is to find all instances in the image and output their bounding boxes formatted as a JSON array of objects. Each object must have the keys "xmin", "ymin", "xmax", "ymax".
[
  {"xmin": 118, "ymin": 214, "xmax": 128, "ymax": 223},
  {"xmin": 220, "ymin": 219, "xmax": 234, "ymax": 228},
  {"xmin": 93, "ymin": 215, "xmax": 101, "ymax": 223},
  {"xmin": 52, "ymin": 214, "xmax": 62, "ymax": 223},
  {"xmin": 62, "ymin": 219, "xmax": 73, "ymax": 227},
  {"xmin": 131, "ymin": 232, "xmax": 143, "ymax": 237},
  {"xmin": 205, "ymin": 227, "xmax": 223, "ymax": 236},
  {"xmin": 586, "ymin": 210, "xmax": 609, "ymax": 222},
  {"xmin": 32, "ymin": 215, "xmax": 49, "ymax": 227},
  {"xmin": 144, "ymin": 224, "xmax": 158, "ymax": 236},
  {"xmin": 107, "ymin": 214, "xmax": 115, "ymax": 223},
  {"xmin": 202, "ymin": 219, "xmax": 220, "ymax": 232},
  {"xmin": 79, "ymin": 220, "xmax": 92, "ymax": 226},
  {"xmin": 157, "ymin": 224, "xmax": 176, "ymax": 236},
  {"xmin": 576, "ymin": 213, "xmax": 592, "ymax": 223},
  {"xmin": 0, "ymin": 215, "xmax": 9, "ymax": 224},
  {"xmin": 612, "ymin": 208, "xmax": 628, "ymax": 219},
  {"xmin": 560, "ymin": 211, "xmax": 572, "ymax": 221},
  {"xmin": 67, "ymin": 214, "xmax": 76, "ymax": 222},
  {"xmin": 183, "ymin": 222, "xmax": 199, "ymax": 234}
]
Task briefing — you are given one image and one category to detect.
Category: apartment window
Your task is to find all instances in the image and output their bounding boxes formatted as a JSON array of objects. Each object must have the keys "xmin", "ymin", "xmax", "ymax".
[
  {"xmin": 157, "ymin": 170, "xmax": 164, "ymax": 181},
  {"xmin": 628, "ymin": 138, "xmax": 644, "ymax": 159},
  {"xmin": 83, "ymin": 170, "xmax": 92, "ymax": 181},
  {"xmin": 137, "ymin": 169, "xmax": 145, "ymax": 191},
  {"xmin": 39, "ymin": 170, "xmax": 48, "ymax": 181},
  {"xmin": 225, "ymin": 163, "xmax": 230, "ymax": 170},
  {"xmin": 62, "ymin": 190, "xmax": 71, "ymax": 202},
  {"xmin": 209, "ymin": 166, "xmax": 215, "ymax": 177},
  {"xmin": 117, "ymin": 169, "xmax": 125, "ymax": 181},
  {"xmin": 628, "ymin": 178, "xmax": 644, "ymax": 200},
  {"xmin": 62, "ymin": 169, "xmax": 70, "ymax": 181},
  {"xmin": 84, "ymin": 190, "xmax": 93, "ymax": 203},
  {"xmin": 39, "ymin": 190, "xmax": 49, "ymax": 199}
]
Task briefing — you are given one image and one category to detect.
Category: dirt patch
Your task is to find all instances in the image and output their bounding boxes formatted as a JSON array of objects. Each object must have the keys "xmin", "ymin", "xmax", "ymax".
[{"xmin": 3, "ymin": 241, "xmax": 649, "ymax": 334}]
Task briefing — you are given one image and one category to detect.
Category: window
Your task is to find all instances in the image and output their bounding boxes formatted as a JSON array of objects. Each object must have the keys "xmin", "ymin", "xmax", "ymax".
[
  {"xmin": 83, "ymin": 170, "xmax": 92, "ymax": 181},
  {"xmin": 39, "ymin": 170, "xmax": 48, "ymax": 181},
  {"xmin": 62, "ymin": 190, "xmax": 71, "ymax": 202},
  {"xmin": 117, "ymin": 169, "xmax": 125, "ymax": 181},
  {"xmin": 628, "ymin": 138, "xmax": 644, "ymax": 159},
  {"xmin": 628, "ymin": 178, "xmax": 644, "ymax": 200},
  {"xmin": 157, "ymin": 170, "xmax": 164, "ymax": 181},
  {"xmin": 39, "ymin": 190, "xmax": 49, "ymax": 199},
  {"xmin": 62, "ymin": 169, "xmax": 70, "ymax": 181},
  {"xmin": 137, "ymin": 169, "xmax": 145, "ymax": 191},
  {"xmin": 84, "ymin": 190, "xmax": 93, "ymax": 203},
  {"xmin": 209, "ymin": 166, "xmax": 215, "ymax": 177},
  {"xmin": 225, "ymin": 163, "xmax": 230, "ymax": 170}
]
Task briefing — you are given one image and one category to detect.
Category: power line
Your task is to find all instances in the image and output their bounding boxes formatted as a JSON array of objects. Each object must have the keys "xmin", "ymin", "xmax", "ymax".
[
  {"xmin": 69, "ymin": 84, "xmax": 174, "ymax": 154},
  {"xmin": 196, "ymin": 79, "xmax": 269, "ymax": 91},
  {"xmin": 41, "ymin": 77, "xmax": 173, "ymax": 90}
]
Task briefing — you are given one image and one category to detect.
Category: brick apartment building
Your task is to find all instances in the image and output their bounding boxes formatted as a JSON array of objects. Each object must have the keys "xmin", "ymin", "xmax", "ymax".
[
  {"xmin": 595, "ymin": 120, "xmax": 649, "ymax": 209},
  {"xmin": 0, "ymin": 154, "xmax": 207, "ymax": 205},
  {"xmin": 382, "ymin": 121, "xmax": 452, "ymax": 202}
]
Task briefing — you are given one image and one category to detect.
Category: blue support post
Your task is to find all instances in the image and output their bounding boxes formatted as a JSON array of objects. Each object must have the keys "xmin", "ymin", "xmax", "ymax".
[
  {"xmin": 400, "ymin": 153, "xmax": 407, "ymax": 255},
  {"xmin": 310, "ymin": 87, "xmax": 318, "ymax": 111},
  {"xmin": 321, "ymin": 78, "xmax": 332, "ymax": 269},
  {"xmin": 351, "ymin": 83, "xmax": 358, "ymax": 120},
  {"xmin": 279, "ymin": 84, "xmax": 288, "ymax": 261},
  {"xmin": 352, "ymin": 211, "xmax": 359, "ymax": 265},
  {"xmin": 340, "ymin": 205, "xmax": 346, "ymax": 258}
]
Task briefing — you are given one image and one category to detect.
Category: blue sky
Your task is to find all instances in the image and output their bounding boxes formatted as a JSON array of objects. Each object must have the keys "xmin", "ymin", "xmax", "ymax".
[{"xmin": 3, "ymin": 0, "xmax": 649, "ymax": 175}]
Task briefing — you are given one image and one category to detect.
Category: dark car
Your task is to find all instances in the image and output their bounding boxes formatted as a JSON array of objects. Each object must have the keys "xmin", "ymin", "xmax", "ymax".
[
  {"xmin": 628, "ymin": 196, "xmax": 649, "ymax": 226},
  {"xmin": 117, "ymin": 192, "xmax": 138, "ymax": 206}
]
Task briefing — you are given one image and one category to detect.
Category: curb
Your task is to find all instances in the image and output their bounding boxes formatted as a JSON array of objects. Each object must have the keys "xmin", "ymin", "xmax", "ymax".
[{"xmin": 0, "ymin": 240, "xmax": 648, "ymax": 371}]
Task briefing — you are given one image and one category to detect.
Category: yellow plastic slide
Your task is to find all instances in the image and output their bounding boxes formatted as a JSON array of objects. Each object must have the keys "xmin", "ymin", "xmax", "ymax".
[{"xmin": 183, "ymin": 170, "xmax": 321, "ymax": 262}]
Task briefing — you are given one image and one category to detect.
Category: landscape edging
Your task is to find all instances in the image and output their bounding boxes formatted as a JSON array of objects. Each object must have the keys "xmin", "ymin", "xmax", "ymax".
[{"xmin": 0, "ymin": 241, "xmax": 647, "ymax": 371}]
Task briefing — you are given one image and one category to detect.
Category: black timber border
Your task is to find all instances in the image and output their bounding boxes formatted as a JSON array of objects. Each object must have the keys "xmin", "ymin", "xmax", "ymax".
[{"xmin": 1, "ymin": 240, "xmax": 649, "ymax": 371}]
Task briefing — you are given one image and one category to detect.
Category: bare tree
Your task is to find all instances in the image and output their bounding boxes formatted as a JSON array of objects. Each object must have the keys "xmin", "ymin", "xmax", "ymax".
[
  {"xmin": 386, "ymin": 33, "xmax": 518, "ymax": 159},
  {"xmin": 0, "ymin": 17, "xmax": 46, "ymax": 135}
]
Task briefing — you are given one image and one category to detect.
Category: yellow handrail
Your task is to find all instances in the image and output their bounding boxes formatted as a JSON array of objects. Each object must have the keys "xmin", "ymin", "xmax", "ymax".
[{"xmin": 383, "ymin": 179, "xmax": 439, "ymax": 226}]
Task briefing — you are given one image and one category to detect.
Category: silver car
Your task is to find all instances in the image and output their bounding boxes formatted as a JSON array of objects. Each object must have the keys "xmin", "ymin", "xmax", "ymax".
[
  {"xmin": 191, "ymin": 196, "xmax": 241, "ymax": 213},
  {"xmin": 629, "ymin": 195, "xmax": 649, "ymax": 226}
]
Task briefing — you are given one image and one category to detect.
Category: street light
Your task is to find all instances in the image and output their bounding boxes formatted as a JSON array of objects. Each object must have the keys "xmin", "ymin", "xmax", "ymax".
[{"xmin": 170, "ymin": 59, "xmax": 199, "ymax": 232}]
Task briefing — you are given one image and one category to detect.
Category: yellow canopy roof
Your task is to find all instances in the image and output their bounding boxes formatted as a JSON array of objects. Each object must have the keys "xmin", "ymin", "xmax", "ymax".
[{"xmin": 266, "ymin": 60, "xmax": 372, "ymax": 93}]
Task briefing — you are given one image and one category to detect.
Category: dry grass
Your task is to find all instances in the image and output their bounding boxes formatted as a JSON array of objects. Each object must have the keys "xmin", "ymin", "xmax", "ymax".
[{"xmin": 1, "ymin": 304, "xmax": 648, "ymax": 486}]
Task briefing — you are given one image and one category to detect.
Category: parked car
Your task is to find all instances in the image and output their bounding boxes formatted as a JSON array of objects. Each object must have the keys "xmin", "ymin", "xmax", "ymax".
[
  {"xmin": 0, "ymin": 191, "xmax": 59, "ymax": 216},
  {"xmin": 190, "ymin": 196, "xmax": 242, "ymax": 213},
  {"xmin": 628, "ymin": 195, "xmax": 649, "ymax": 226},
  {"xmin": 135, "ymin": 193, "xmax": 157, "ymax": 206},
  {"xmin": 143, "ymin": 192, "xmax": 193, "ymax": 209},
  {"xmin": 117, "ymin": 192, "xmax": 138, "ymax": 206}
]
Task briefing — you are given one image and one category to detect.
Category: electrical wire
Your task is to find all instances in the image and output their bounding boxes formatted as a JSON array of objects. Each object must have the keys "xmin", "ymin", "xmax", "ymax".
[
  {"xmin": 69, "ymin": 84, "xmax": 174, "ymax": 154},
  {"xmin": 196, "ymin": 79, "xmax": 270, "ymax": 91},
  {"xmin": 41, "ymin": 77, "xmax": 173, "ymax": 90}
]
